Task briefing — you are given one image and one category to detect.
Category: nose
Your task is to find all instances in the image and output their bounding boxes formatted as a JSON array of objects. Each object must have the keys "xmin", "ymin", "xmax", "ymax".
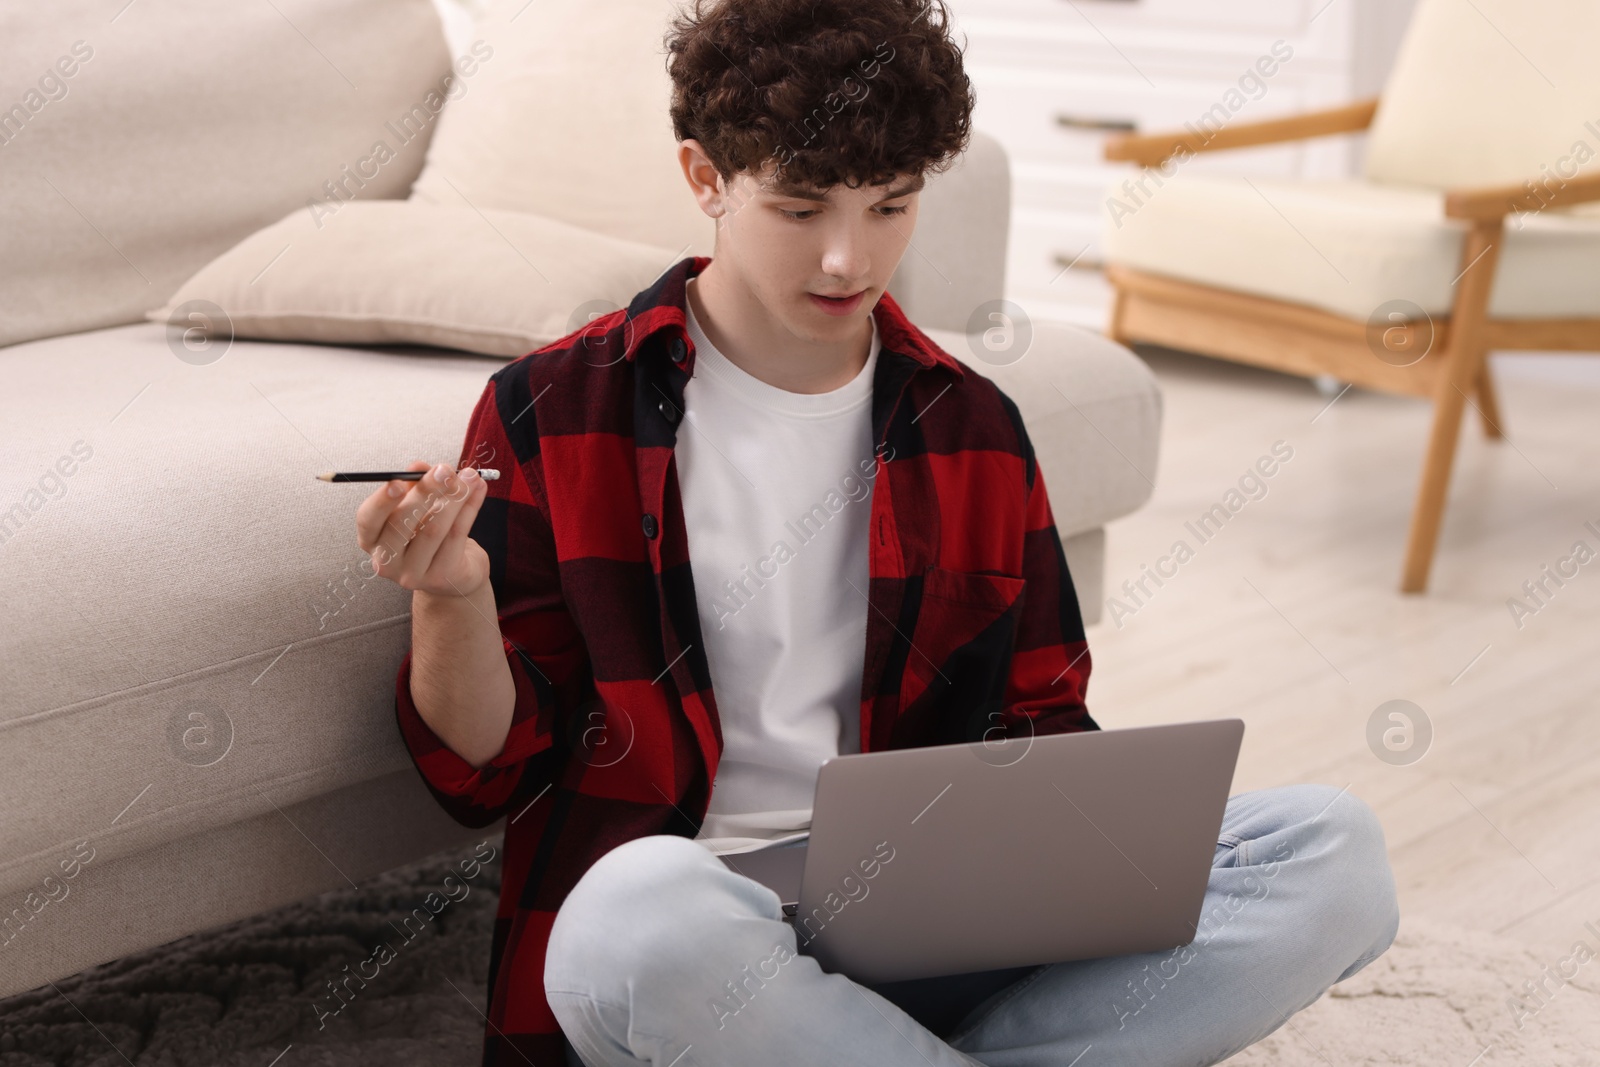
[{"xmin": 819, "ymin": 221, "xmax": 871, "ymax": 286}]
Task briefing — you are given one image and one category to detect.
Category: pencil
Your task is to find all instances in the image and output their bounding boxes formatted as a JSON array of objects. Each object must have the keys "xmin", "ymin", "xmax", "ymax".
[{"xmin": 315, "ymin": 469, "xmax": 501, "ymax": 482}]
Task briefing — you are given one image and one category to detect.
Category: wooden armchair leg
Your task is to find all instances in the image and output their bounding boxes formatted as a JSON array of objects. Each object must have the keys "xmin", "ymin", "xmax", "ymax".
[
  {"xmin": 1401, "ymin": 382, "xmax": 1474, "ymax": 592},
  {"xmin": 1399, "ymin": 220, "xmax": 1503, "ymax": 593},
  {"xmin": 1475, "ymin": 360, "xmax": 1505, "ymax": 439},
  {"xmin": 1107, "ymin": 286, "xmax": 1131, "ymax": 345}
]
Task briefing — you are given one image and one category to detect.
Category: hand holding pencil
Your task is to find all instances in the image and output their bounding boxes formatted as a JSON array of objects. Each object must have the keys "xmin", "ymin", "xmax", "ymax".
[{"xmin": 352, "ymin": 460, "xmax": 492, "ymax": 599}]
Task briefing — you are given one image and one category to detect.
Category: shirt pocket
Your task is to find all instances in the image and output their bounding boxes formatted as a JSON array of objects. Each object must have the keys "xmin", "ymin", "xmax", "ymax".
[{"xmin": 896, "ymin": 566, "xmax": 1028, "ymax": 742}]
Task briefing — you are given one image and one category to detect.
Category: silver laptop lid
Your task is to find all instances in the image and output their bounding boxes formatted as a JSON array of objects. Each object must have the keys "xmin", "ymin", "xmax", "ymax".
[{"xmin": 795, "ymin": 719, "xmax": 1244, "ymax": 984}]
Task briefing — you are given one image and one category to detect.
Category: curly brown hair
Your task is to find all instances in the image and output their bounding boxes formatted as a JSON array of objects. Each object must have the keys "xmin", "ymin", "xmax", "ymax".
[{"xmin": 665, "ymin": 0, "xmax": 974, "ymax": 193}]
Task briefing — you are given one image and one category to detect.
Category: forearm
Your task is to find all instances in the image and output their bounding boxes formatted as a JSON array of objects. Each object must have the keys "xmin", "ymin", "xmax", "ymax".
[{"xmin": 408, "ymin": 584, "xmax": 517, "ymax": 769}]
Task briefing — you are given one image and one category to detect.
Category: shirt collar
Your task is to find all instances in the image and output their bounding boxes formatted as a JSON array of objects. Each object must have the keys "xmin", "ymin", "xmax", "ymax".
[{"xmin": 619, "ymin": 255, "xmax": 965, "ymax": 381}]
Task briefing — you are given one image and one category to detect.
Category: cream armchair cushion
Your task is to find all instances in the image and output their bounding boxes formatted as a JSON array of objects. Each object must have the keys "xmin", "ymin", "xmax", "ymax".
[
  {"xmin": 1364, "ymin": 0, "xmax": 1600, "ymax": 188},
  {"xmin": 1102, "ymin": 176, "xmax": 1600, "ymax": 321},
  {"xmin": 1103, "ymin": 0, "xmax": 1600, "ymax": 325}
]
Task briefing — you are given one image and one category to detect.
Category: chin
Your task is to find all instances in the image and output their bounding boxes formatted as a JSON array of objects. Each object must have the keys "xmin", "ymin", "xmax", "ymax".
[{"xmin": 806, "ymin": 310, "xmax": 868, "ymax": 338}]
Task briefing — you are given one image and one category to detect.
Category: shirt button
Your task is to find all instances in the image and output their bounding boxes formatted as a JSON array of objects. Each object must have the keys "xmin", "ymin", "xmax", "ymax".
[
  {"xmin": 670, "ymin": 339, "xmax": 687, "ymax": 363},
  {"xmin": 657, "ymin": 398, "xmax": 680, "ymax": 425},
  {"xmin": 642, "ymin": 513, "xmax": 659, "ymax": 539}
]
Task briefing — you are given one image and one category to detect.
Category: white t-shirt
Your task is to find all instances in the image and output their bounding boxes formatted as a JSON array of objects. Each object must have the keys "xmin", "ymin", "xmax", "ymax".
[{"xmin": 676, "ymin": 280, "xmax": 880, "ymax": 855}]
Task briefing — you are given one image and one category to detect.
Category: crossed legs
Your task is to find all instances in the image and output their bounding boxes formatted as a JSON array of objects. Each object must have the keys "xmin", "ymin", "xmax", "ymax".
[{"xmin": 545, "ymin": 784, "xmax": 1399, "ymax": 1066}]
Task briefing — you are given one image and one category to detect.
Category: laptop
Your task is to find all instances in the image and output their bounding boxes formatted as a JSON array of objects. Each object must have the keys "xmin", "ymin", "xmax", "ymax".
[{"xmin": 719, "ymin": 718, "xmax": 1243, "ymax": 985}]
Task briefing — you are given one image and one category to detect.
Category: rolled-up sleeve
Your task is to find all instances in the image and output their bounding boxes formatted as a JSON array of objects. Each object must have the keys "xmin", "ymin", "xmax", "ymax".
[
  {"xmin": 393, "ymin": 637, "xmax": 558, "ymax": 828},
  {"xmin": 392, "ymin": 371, "xmax": 586, "ymax": 828}
]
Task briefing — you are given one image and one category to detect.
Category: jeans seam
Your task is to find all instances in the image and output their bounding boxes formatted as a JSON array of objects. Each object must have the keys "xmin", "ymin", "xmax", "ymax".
[
  {"xmin": 546, "ymin": 988, "xmax": 635, "ymax": 1016},
  {"xmin": 547, "ymin": 990, "xmax": 683, "ymax": 1063},
  {"xmin": 1345, "ymin": 946, "xmax": 1384, "ymax": 972},
  {"xmin": 544, "ymin": 989, "xmax": 640, "ymax": 1035},
  {"xmin": 1215, "ymin": 830, "xmax": 1247, "ymax": 866},
  {"xmin": 944, "ymin": 963, "xmax": 1050, "ymax": 1047}
]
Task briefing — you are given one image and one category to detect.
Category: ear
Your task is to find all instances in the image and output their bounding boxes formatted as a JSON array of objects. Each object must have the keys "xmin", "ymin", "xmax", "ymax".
[{"xmin": 678, "ymin": 139, "xmax": 730, "ymax": 219}]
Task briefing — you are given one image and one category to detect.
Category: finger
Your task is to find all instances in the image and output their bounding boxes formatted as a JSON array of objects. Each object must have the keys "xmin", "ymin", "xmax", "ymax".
[
  {"xmin": 364, "ymin": 460, "xmax": 432, "ymax": 575},
  {"xmin": 404, "ymin": 466, "xmax": 491, "ymax": 592},
  {"xmin": 363, "ymin": 460, "xmax": 432, "ymax": 572},
  {"xmin": 396, "ymin": 462, "xmax": 472, "ymax": 586},
  {"xmin": 441, "ymin": 466, "xmax": 491, "ymax": 552}
]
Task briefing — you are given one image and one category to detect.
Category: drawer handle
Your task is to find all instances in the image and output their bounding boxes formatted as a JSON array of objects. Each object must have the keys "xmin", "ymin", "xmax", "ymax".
[
  {"xmin": 1055, "ymin": 114, "xmax": 1138, "ymax": 133},
  {"xmin": 1053, "ymin": 251, "xmax": 1106, "ymax": 273}
]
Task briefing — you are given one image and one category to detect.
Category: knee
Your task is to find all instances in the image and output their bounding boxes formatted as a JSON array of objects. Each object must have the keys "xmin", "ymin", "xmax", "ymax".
[
  {"xmin": 545, "ymin": 835, "xmax": 749, "ymax": 998},
  {"xmin": 563, "ymin": 833, "xmax": 714, "ymax": 916},
  {"xmin": 1275, "ymin": 785, "xmax": 1386, "ymax": 855},
  {"xmin": 1273, "ymin": 785, "xmax": 1399, "ymax": 949}
]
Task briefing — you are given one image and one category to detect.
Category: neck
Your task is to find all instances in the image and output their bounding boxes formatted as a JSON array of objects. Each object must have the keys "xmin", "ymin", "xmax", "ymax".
[{"xmin": 686, "ymin": 259, "xmax": 872, "ymax": 394}]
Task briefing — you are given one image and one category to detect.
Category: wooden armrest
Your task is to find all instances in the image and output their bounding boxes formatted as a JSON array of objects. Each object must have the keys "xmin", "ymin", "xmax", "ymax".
[
  {"xmin": 1445, "ymin": 171, "xmax": 1600, "ymax": 221},
  {"xmin": 1104, "ymin": 98, "xmax": 1380, "ymax": 168}
]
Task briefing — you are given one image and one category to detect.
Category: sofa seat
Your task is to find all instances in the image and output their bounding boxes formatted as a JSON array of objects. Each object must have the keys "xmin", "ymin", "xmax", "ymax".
[
  {"xmin": 0, "ymin": 317, "xmax": 1158, "ymax": 996},
  {"xmin": 1103, "ymin": 175, "xmax": 1600, "ymax": 321}
]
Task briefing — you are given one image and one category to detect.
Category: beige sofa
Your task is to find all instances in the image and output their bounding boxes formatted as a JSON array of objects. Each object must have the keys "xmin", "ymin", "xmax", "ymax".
[{"xmin": 0, "ymin": 0, "xmax": 1161, "ymax": 998}]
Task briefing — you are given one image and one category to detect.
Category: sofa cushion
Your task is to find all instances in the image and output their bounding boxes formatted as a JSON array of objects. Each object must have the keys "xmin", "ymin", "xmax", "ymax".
[
  {"xmin": 1364, "ymin": 0, "xmax": 1600, "ymax": 189},
  {"xmin": 147, "ymin": 202, "xmax": 680, "ymax": 358},
  {"xmin": 1102, "ymin": 175, "xmax": 1600, "ymax": 321},
  {"xmin": 407, "ymin": 0, "xmax": 714, "ymax": 257},
  {"xmin": 0, "ymin": 0, "xmax": 451, "ymax": 350},
  {"xmin": 0, "ymin": 324, "xmax": 501, "ymax": 910}
]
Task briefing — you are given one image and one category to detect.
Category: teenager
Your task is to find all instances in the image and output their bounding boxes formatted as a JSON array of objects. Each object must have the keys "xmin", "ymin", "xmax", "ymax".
[{"xmin": 355, "ymin": 1, "xmax": 1399, "ymax": 1063}]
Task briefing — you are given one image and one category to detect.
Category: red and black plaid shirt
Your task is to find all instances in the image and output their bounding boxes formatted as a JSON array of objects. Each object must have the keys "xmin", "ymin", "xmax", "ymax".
[{"xmin": 393, "ymin": 255, "xmax": 1097, "ymax": 1065}]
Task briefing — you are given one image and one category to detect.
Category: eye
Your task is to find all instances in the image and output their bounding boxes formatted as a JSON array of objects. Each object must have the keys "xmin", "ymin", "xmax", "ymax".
[
  {"xmin": 877, "ymin": 204, "xmax": 910, "ymax": 217},
  {"xmin": 779, "ymin": 208, "xmax": 818, "ymax": 221}
]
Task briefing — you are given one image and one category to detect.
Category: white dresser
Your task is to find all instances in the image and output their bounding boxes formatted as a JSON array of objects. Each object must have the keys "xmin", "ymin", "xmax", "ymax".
[{"xmin": 951, "ymin": 0, "xmax": 1417, "ymax": 328}]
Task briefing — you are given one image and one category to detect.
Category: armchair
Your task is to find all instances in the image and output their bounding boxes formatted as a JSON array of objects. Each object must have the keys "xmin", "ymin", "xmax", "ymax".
[{"xmin": 1099, "ymin": 0, "xmax": 1600, "ymax": 592}]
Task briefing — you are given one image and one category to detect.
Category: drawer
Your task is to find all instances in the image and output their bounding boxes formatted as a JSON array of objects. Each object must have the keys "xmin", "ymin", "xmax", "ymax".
[
  {"xmin": 1008, "ymin": 138, "xmax": 1312, "ymax": 220},
  {"xmin": 1006, "ymin": 207, "xmax": 1112, "ymax": 304},
  {"xmin": 970, "ymin": 64, "xmax": 1318, "ymax": 171},
  {"xmin": 964, "ymin": 30, "xmax": 1312, "ymax": 84},
  {"xmin": 953, "ymin": 0, "xmax": 1312, "ymax": 39},
  {"xmin": 1002, "ymin": 284, "xmax": 1113, "ymax": 330},
  {"xmin": 1011, "ymin": 162, "xmax": 1109, "ymax": 215}
]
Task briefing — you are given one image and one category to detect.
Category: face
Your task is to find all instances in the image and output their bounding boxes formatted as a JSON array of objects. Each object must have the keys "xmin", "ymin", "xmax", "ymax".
[{"xmin": 681, "ymin": 141, "xmax": 923, "ymax": 344}]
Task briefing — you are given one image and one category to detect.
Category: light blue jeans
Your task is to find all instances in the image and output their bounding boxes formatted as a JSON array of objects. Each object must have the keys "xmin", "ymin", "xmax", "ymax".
[{"xmin": 545, "ymin": 784, "xmax": 1400, "ymax": 1066}]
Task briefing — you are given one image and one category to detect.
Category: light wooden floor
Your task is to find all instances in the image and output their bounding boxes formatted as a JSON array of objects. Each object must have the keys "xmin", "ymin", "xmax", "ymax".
[{"xmin": 1084, "ymin": 347, "xmax": 1600, "ymax": 960}]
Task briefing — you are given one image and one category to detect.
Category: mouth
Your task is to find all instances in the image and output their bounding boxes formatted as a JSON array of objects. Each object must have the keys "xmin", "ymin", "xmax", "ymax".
[{"xmin": 808, "ymin": 289, "xmax": 868, "ymax": 317}]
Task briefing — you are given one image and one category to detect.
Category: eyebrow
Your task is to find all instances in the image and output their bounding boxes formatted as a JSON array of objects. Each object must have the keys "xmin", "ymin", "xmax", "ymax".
[{"xmin": 771, "ymin": 175, "xmax": 926, "ymax": 203}]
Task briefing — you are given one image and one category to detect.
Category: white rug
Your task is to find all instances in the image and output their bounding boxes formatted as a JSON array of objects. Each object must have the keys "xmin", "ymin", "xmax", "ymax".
[{"xmin": 1226, "ymin": 919, "xmax": 1600, "ymax": 1065}]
